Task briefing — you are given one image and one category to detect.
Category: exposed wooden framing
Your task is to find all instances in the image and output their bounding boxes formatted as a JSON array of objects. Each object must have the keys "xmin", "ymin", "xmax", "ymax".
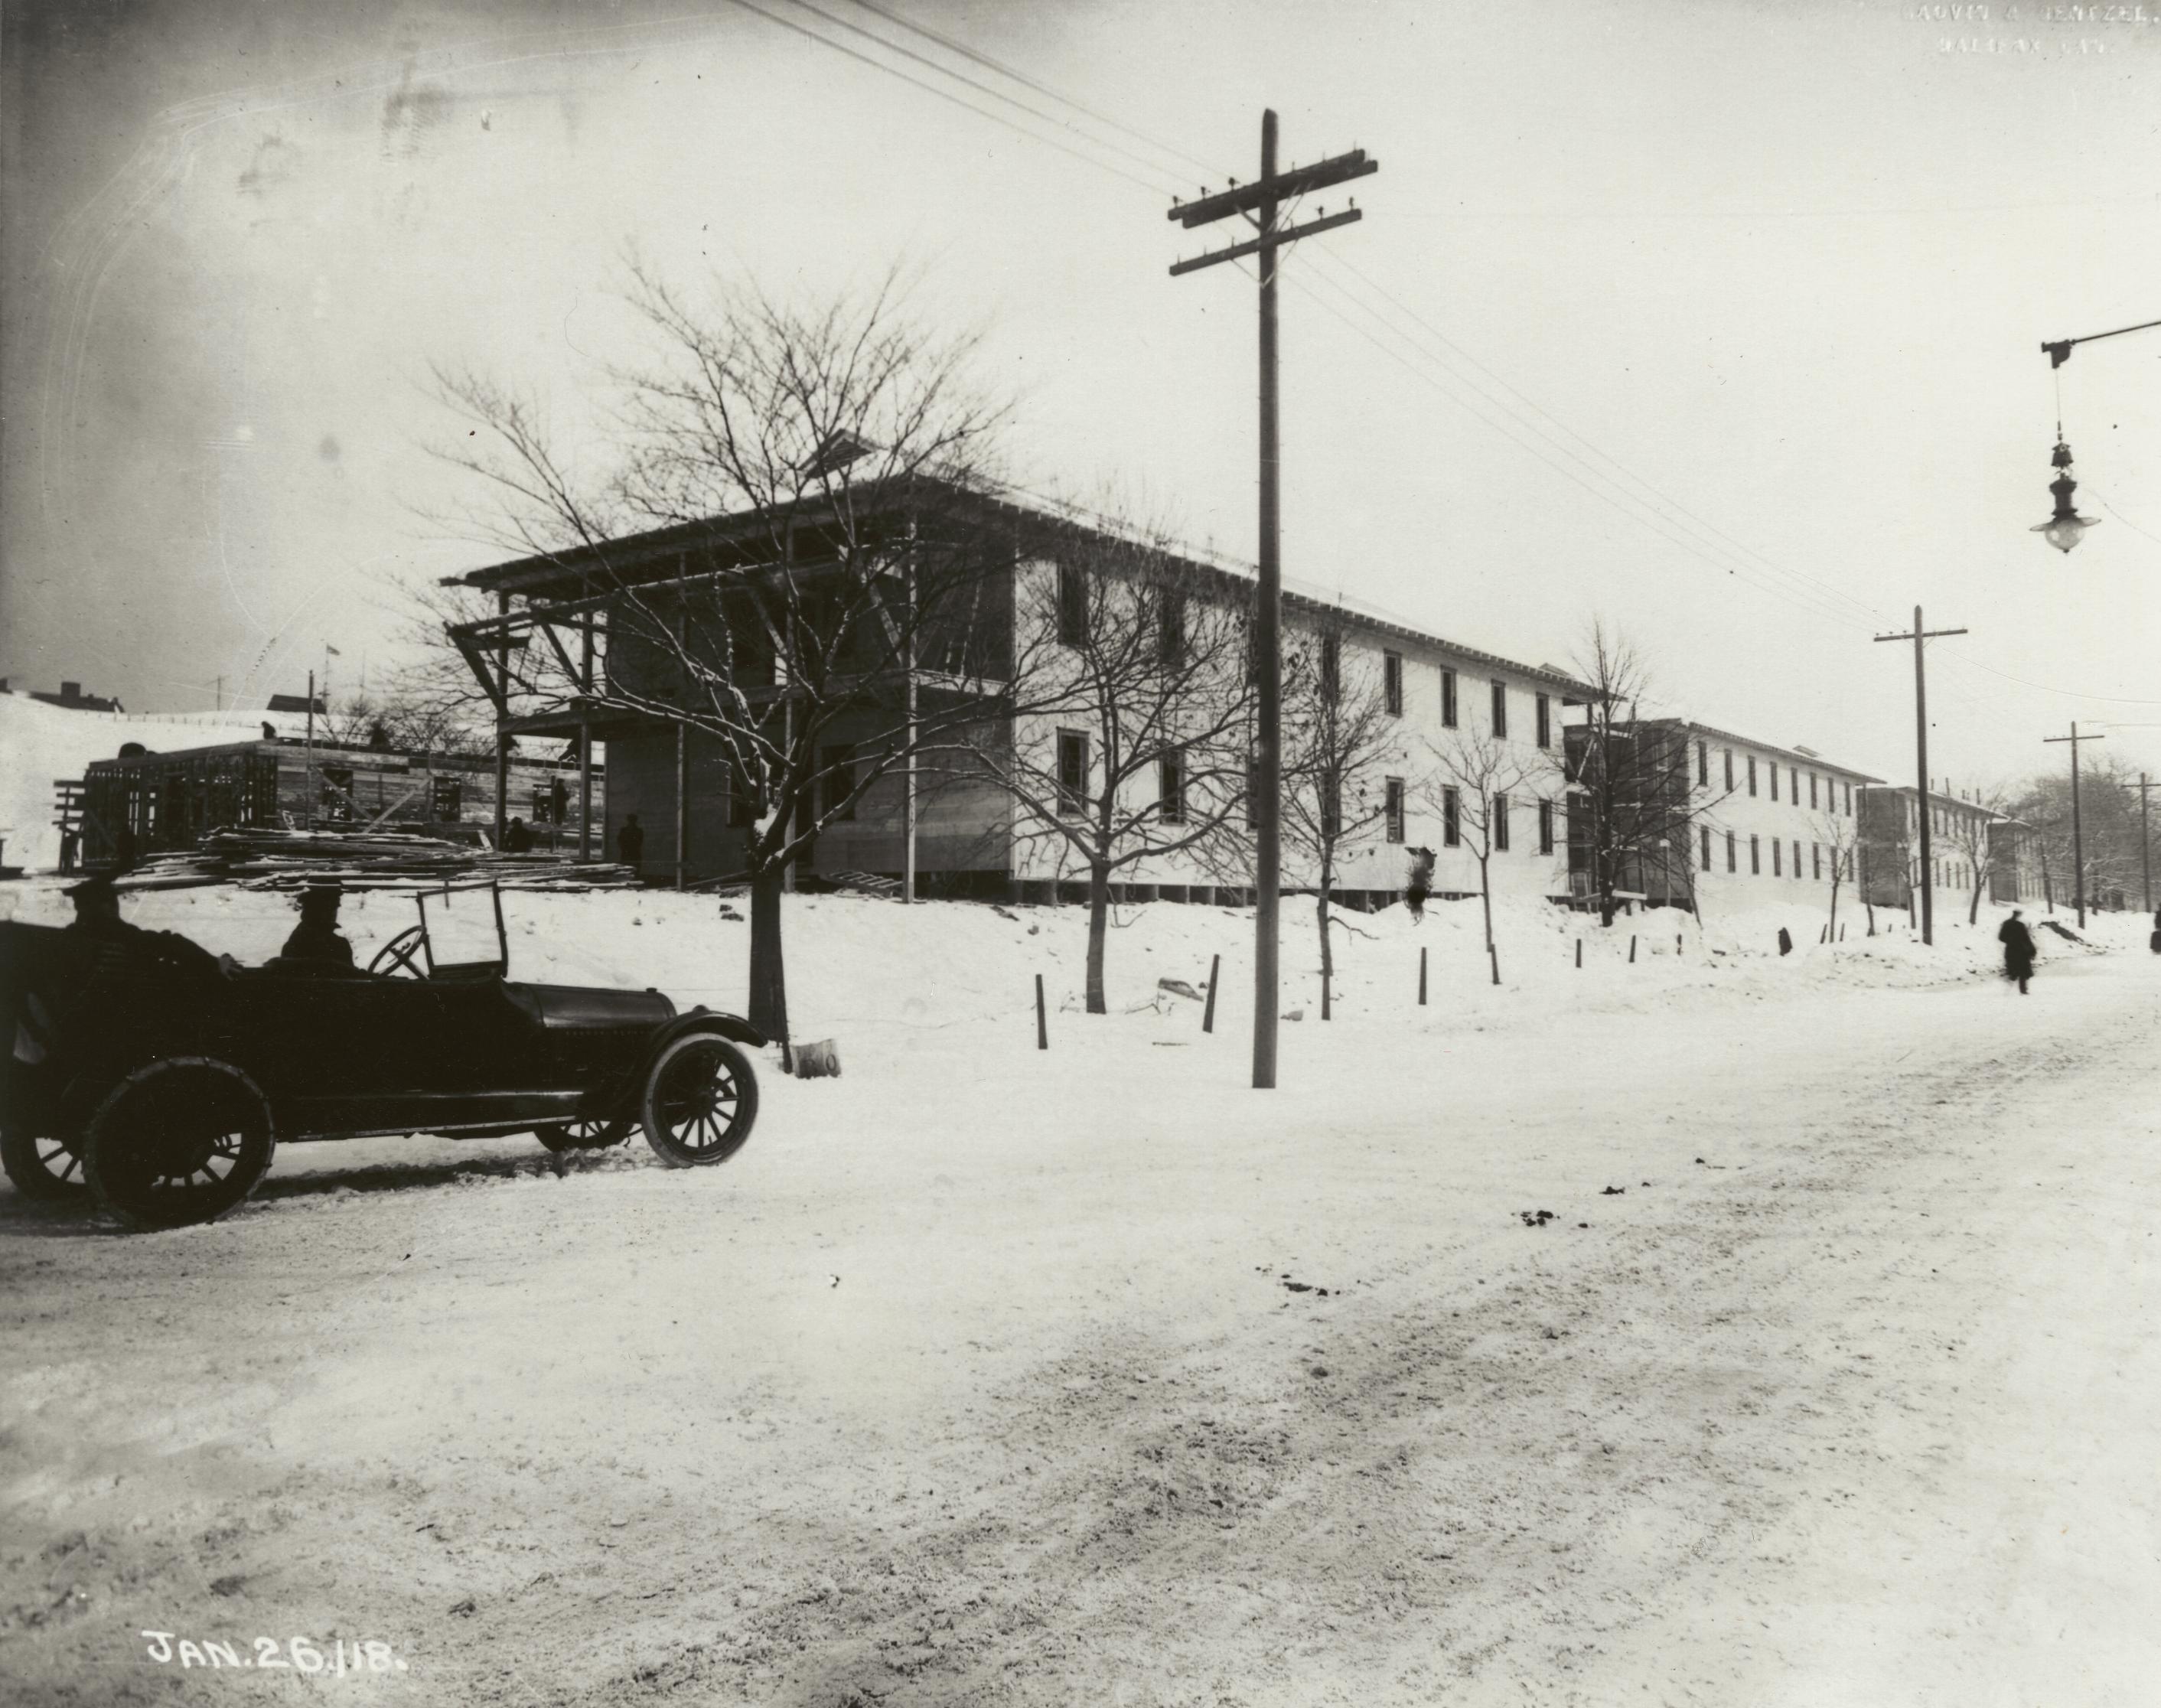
[{"xmin": 494, "ymin": 591, "xmax": 511, "ymax": 844}]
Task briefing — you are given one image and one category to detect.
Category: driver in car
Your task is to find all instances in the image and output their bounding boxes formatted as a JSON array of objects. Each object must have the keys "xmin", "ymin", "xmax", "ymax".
[{"xmin": 279, "ymin": 882, "xmax": 356, "ymax": 968}]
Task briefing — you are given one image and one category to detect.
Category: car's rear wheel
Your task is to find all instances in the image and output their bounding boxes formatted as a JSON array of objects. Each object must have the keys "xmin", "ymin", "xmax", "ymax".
[
  {"xmin": 641, "ymin": 1035, "xmax": 758, "ymax": 1169},
  {"xmin": 82, "ymin": 1058, "xmax": 276, "ymax": 1230},
  {"xmin": 534, "ymin": 1116, "xmax": 633, "ymax": 1153},
  {"xmin": 0, "ymin": 1123, "xmax": 88, "ymax": 1201}
]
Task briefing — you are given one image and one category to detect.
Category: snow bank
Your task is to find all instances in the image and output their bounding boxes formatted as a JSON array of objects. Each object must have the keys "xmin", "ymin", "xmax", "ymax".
[{"xmin": 0, "ymin": 692, "xmax": 307, "ymax": 871}]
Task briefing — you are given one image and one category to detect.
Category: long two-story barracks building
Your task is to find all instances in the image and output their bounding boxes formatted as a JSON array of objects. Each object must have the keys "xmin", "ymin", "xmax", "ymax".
[
  {"xmin": 1856, "ymin": 785, "xmax": 2045, "ymax": 910},
  {"xmin": 444, "ymin": 477, "xmax": 1592, "ymax": 908},
  {"xmin": 1564, "ymin": 716, "xmax": 1881, "ymax": 911}
]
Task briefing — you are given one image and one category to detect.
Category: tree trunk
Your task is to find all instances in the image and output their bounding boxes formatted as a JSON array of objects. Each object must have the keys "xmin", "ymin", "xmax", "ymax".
[
  {"xmin": 1318, "ymin": 885, "xmax": 1333, "ymax": 1021},
  {"xmin": 748, "ymin": 862, "xmax": 789, "ymax": 1045},
  {"xmin": 1478, "ymin": 858, "xmax": 1494, "ymax": 953},
  {"xmin": 1084, "ymin": 862, "xmax": 1110, "ymax": 1015},
  {"xmin": 1967, "ymin": 863, "xmax": 1983, "ymax": 925}
]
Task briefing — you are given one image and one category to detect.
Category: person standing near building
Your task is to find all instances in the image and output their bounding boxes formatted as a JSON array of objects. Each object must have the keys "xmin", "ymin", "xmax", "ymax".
[
  {"xmin": 1998, "ymin": 908, "xmax": 2037, "ymax": 995},
  {"xmin": 502, "ymin": 816, "xmax": 534, "ymax": 854},
  {"xmin": 617, "ymin": 813, "xmax": 644, "ymax": 877}
]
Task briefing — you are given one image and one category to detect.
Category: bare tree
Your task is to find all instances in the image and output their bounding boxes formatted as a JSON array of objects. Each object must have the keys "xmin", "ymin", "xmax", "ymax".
[
  {"xmin": 1425, "ymin": 719, "xmax": 1553, "ymax": 984},
  {"xmin": 1810, "ymin": 807, "xmax": 1859, "ymax": 941},
  {"xmin": 1563, "ymin": 622, "xmax": 1721, "ymax": 927},
  {"xmin": 426, "ymin": 265, "xmax": 1012, "ymax": 1042},
  {"xmin": 1939, "ymin": 786, "xmax": 2012, "ymax": 926},
  {"xmin": 1277, "ymin": 627, "xmax": 1402, "ymax": 1019},
  {"xmin": 959, "ymin": 521, "xmax": 1253, "ymax": 1014}
]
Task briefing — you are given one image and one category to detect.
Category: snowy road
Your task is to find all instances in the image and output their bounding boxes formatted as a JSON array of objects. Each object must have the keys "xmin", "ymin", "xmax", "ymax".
[{"xmin": 2, "ymin": 901, "xmax": 2156, "ymax": 1706}]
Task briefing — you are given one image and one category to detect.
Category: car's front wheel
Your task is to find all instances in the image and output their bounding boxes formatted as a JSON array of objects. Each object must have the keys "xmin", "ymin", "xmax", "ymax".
[
  {"xmin": 82, "ymin": 1058, "xmax": 276, "ymax": 1230},
  {"xmin": 640, "ymin": 1035, "xmax": 758, "ymax": 1169}
]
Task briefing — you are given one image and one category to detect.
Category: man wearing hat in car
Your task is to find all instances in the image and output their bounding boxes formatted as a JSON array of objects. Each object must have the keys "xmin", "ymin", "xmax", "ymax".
[
  {"xmin": 64, "ymin": 874, "xmax": 229, "ymax": 980},
  {"xmin": 279, "ymin": 882, "xmax": 355, "ymax": 969}
]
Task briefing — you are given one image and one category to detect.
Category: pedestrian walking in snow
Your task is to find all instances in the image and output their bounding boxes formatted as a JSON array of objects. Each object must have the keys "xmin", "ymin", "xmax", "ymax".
[{"xmin": 1998, "ymin": 908, "xmax": 2037, "ymax": 995}]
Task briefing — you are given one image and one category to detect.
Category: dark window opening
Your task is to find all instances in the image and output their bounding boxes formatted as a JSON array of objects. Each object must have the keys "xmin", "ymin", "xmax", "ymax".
[
  {"xmin": 1535, "ymin": 693, "xmax": 1551, "ymax": 749},
  {"xmin": 1442, "ymin": 785, "xmax": 1460, "ymax": 848},
  {"xmin": 318, "ymin": 766, "xmax": 354, "ymax": 824},
  {"xmin": 1538, "ymin": 798, "xmax": 1555, "ymax": 855},
  {"xmin": 1385, "ymin": 777, "xmax": 1405, "ymax": 843},
  {"xmin": 820, "ymin": 744, "xmax": 857, "ymax": 822},
  {"xmin": 1384, "ymin": 650, "xmax": 1403, "ymax": 715},
  {"xmin": 1700, "ymin": 825, "xmax": 1713, "ymax": 870},
  {"xmin": 432, "ymin": 777, "xmax": 463, "ymax": 822},
  {"xmin": 1492, "ymin": 792, "xmax": 1511, "ymax": 852},
  {"xmin": 1320, "ymin": 634, "xmax": 1341, "ymax": 703},
  {"xmin": 1159, "ymin": 751, "xmax": 1185, "ymax": 824},
  {"xmin": 1490, "ymin": 680, "xmax": 1507, "ymax": 739},
  {"xmin": 1156, "ymin": 591, "xmax": 1185, "ymax": 667},
  {"xmin": 1440, "ymin": 668, "xmax": 1458, "ymax": 729},
  {"xmin": 1749, "ymin": 833, "xmax": 1761, "ymax": 875},
  {"xmin": 1056, "ymin": 729, "xmax": 1089, "ymax": 817},
  {"xmin": 1056, "ymin": 562, "xmax": 1089, "ymax": 646}
]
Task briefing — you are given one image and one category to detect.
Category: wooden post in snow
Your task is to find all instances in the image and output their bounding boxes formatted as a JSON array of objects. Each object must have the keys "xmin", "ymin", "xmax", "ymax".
[
  {"xmin": 1574, "ymin": 939, "xmax": 1582, "ymax": 970},
  {"xmin": 1035, "ymin": 974, "xmax": 1048, "ymax": 1051},
  {"xmin": 1628, "ymin": 934, "xmax": 1637, "ymax": 963},
  {"xmin": 1417, "ymin": 946, "xmax": 1427, "ymax": 1006},
  {"xmin": 1203, "ymin": 953, "xmax": 1220, "ymax": 1034}
]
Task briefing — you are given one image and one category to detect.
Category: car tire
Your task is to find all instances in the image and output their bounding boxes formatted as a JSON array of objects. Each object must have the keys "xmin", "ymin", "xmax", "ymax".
[
  {"xmin": 641, "ymin": 1034, "xmax": 759, "ymax": 1169},
  {"xmin": 534, "ymin": 1116, "xmax": 633, "ymax": 1153},
  {"xmin": 83, "ymin": 1058, "xmax": 276, "ymax": 1231},
  {"xmin": 1, "ymin": 1121, "xmax": 88, "ymax": 1201}
]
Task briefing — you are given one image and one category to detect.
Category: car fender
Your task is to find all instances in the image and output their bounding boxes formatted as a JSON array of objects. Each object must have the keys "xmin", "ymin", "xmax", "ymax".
[{"xmin": 643, "ymin": 1006, "xmax": 766, "ymax": 1070}]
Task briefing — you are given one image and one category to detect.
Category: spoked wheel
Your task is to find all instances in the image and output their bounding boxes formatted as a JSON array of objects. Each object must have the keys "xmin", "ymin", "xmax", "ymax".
[
  {"xmin": 534, "ymin": 1116, "xmax": 634, "ymax": 1154},
  {"xmin": 83, "ymin": 1058, "xmax": 276, "ymax": 1231},
  {"xmin": 368, "ymin": 924, "xmax": 428, "ymax": 979},
  {"xmin": 0, "ymin": 1123, "xmax": 89, "ymax": 1201},
  {"xmin": 641, "ymin": 1035, "xmax": 759, "ymax": 1169}
]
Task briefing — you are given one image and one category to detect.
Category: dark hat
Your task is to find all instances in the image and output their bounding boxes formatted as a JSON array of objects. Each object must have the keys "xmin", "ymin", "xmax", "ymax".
[{"xmin": 64, "ymin": 873, "xmax": 118, "ymax": 901}]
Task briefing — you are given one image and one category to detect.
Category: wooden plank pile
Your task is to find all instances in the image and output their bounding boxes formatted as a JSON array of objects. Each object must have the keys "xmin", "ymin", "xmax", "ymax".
[{"xmin": 116, "ymin": 829, "xmax": 643, "ymax": 892}]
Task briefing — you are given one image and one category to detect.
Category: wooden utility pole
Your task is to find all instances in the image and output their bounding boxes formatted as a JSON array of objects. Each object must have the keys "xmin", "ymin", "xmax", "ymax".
[
  {"xmin": 1168, "ymin": 112, "xmax": 1377, "ymax": 1090},
  {"xmin": 2043, "ymin": 722, "xmax": 2104, "ymax": 927},
  {"xmin": 2137, "ymin": 773, "xmax": 2154, "ymax": 915},
  {"xmin": 1873, "ymin": 607, "xmax": 1967, "ymax": 945}
]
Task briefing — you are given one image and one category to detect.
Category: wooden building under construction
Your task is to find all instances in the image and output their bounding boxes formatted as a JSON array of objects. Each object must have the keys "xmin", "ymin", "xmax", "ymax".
[{"xmin": 70, "ymin": 738, "xmax": 603, "ymax": 868}]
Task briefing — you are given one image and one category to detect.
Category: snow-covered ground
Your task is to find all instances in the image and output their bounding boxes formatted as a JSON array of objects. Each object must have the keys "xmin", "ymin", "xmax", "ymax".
[{"xmin": 2, "ymin": 878, "xmax": 2155, "ymax": 1705}]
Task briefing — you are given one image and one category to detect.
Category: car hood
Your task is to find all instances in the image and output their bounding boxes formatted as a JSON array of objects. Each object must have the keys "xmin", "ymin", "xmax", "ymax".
[{"xmin": 509, "ymin": 983, "xmax": 676, "ymax": 1034}]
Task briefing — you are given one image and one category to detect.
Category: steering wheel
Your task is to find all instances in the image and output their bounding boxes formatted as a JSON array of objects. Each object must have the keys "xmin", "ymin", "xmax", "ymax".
[{"xmin": 368, "ymin": 924, "xmax": 428, "ymax": 979}]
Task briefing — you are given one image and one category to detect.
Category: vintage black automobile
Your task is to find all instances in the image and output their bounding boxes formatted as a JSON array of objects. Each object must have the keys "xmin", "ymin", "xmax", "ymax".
[{"xmin": 0, "ymin": 885, "xmax": 762, "ymax": 1230}]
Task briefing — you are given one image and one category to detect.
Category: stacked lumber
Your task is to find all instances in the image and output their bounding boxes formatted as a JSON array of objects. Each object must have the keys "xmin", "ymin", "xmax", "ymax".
[{"xmin": 116, "ymin": 829, "xmax": 642, "ymax": 892}]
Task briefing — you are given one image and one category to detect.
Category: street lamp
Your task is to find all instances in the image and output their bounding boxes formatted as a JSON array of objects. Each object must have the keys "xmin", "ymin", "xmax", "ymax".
[{"xmin": 2031, "ymin": 437, "xmax": 2100, "ymax": 555}]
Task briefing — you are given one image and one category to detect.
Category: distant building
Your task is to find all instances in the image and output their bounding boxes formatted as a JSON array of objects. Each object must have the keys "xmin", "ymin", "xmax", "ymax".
[
  {"xmin": 1, "ymin": 678, "xmax": 125, "ymax": 713},
  {"xmin": 266, "ymin": 692, "xmax": 328, "ymax": 715},
  {"xmin": 1857, "ymin": 786, "xmax": 2042, "ymax": 908},
  {"xmin": 1564, "ymin": 719, "xmax": 1880, "ymax": 911},
  {"xmin": 72, "ymin": 738, "xmax": 603, "ymax": 867}
]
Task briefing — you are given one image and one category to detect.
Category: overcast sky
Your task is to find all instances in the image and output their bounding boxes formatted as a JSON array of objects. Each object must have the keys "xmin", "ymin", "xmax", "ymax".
[{"xmin": 3, "ymin": 0, "xmax": 2156, "ymax": 788}]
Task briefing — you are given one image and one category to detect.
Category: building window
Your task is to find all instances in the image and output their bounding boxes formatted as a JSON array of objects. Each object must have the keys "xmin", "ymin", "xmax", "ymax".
[
  {"xmin": 1700, "ymin": 824, "xmax": 1713, "ymax": 870},
  {"xmin": 1535, "ymin": 693, "xmax": 1551, "ymax": 749},
  {"xmin": 1726, "ymin": 830, "xmax": 1736, "ymax": 872},
  {"xmin": 1384, "ymin": 650, "xmax": 1403, "ymax": 715},
  {"xmin": 1159, "ymin": 751, "xmax": 1185, "ymax": 824},
  {"xmin": 318, "ymin": 766, "xmax": 354, "ymax": 824},
  {"xmin": 1385, "ymin": 777, "xmax": 1405, "ymax": 843},
  {"xmin": 1492, "ymin": 792, "xmax": 1511, "ymax": 852},
  {"xmin": 1537, "ymin": 798, "xmax": 1555, "ymax": 855},
  {"xmin": 1697, "ymin": 741, "xmax": 1709, "ymax": 787},
  {"xmin": 1155, "ymin": 590, "xmax": 1185, "ymax": 667},
  {"xmin": 1809, "ymin": 772, "xmax": 1820, "ymax": 810},
  {"xmin": 1747, "ymin": 756, "xmax": 1758, "ymax": 797},
  {"xmin": 1319, "ymin": 634, "xmax": 1341, "ymax": 703},
  {"xmin": 431, "ymin": 777, "xmax": 462, "ymax": 822},
  {"xmin": 1772, "ymin": 839, "xmax": 1782, "ymax": 876},
  {"xmin": 1056, "ymin": 562, "xmax": 1089, "ymax": 646},
  {"xmin": 820, "ymin": 744, "xmax": 857, "ymax": 822},
  {"xmin": 1793, "ymin": 840, "xmax": 1802, "ymax": 879},
  {"xmin": 1439, "ymin": 667, "xmax": 1458, "ymax": 729},
  {"xmin": 1811, "ymin": 842, "xmax": 1822, "ymax": 880},
  {"xmin": 1749, "ymin": 834, "xmax": 1761, "ymax": 875},
  {"xmin": 1442, "ymin": 785, "xmax": 1461, "ymax": 848},
  {"xmin": 1724, "ymin": 749, "xmax": 1735, "ymax": 790},
  {"xmin": 1490, "ymin": 680, "xmax": 1507, "ymax": 739},
  {"xmin": 1843, "ymin": 781, "xmax": 1853, "ymax": 816},
  {"xmin": 1056, "ymin": 729, "xmax": 1088, "ymax": 817},
  {"xmin": 1770, "ymin": 764, "xmax": 1779, "ymax": 803}
]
